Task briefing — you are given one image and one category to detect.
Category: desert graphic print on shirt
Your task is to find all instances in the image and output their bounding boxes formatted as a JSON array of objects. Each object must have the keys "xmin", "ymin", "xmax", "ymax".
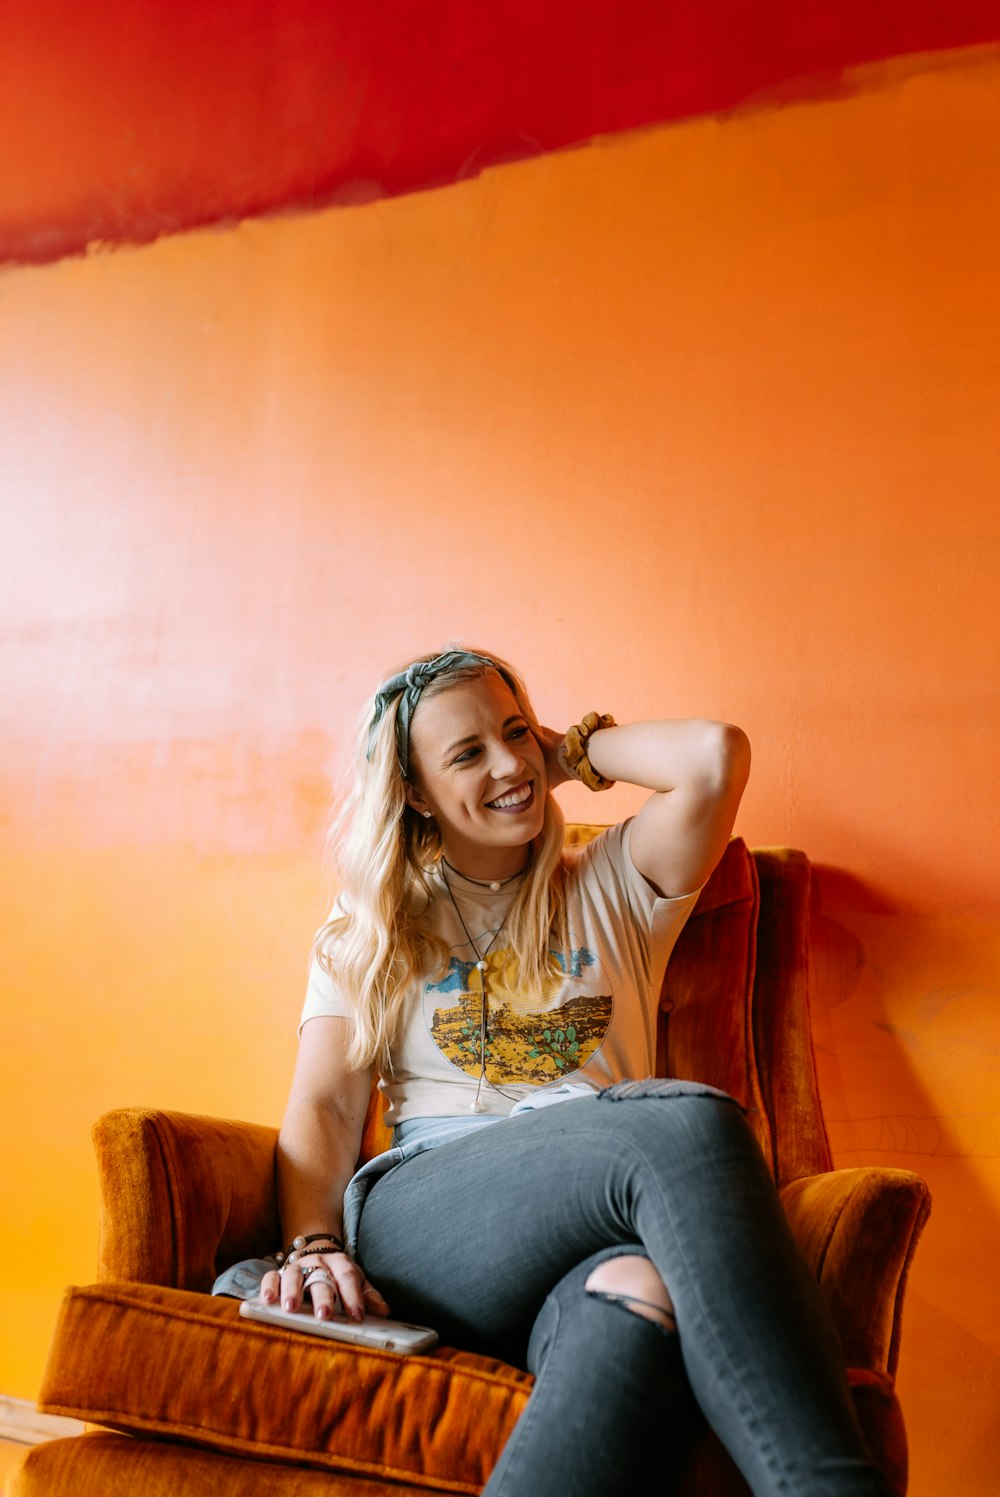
[{"xmin": 425, "ymin": 942, "xmax": 613, "ymax": 1084}]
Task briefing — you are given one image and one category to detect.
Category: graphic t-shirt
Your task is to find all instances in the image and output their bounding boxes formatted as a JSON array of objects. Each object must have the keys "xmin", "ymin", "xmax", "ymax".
[{"xmin": 300, "ymin": 820, "xmax": 700, "ymax": 1126}]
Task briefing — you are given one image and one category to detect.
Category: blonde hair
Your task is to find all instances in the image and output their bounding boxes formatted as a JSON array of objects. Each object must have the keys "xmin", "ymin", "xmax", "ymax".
[{"xmin": 314, "ymin": 650, "xmax": 568, "ymax": 1073}]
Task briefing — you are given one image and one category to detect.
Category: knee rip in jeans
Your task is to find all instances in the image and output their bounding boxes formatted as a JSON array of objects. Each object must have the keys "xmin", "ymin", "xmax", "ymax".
[{"xmin": 584, "ymin": 1255, "xmax": 676, "ymax": 1332}]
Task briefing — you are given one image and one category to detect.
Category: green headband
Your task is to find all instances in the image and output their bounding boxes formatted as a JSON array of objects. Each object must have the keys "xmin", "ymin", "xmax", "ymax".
[{"xmin": 367, "ymin": 651, "xmax": 517, "ymax": 778}]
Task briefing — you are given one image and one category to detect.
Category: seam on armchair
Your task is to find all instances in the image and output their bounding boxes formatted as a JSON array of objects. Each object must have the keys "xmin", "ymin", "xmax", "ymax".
[
  {"xmin": 35, "ymin": 1401, "xmax": 482, "ymax": 1495},
  {"xmin": 94, "ymin": 1109, "xmax": 181, "ymax": 1287},
  {"xmin": 750, "ymin": 848, "xmax": 832, "ymax": 1186},
  {"xmin": 885, "ymin": 1183, "xmax": 932, "ymax": 1378},
  {"xmin": 149, "ymin": 1116, "xmax": 183, "ymax": 1287},
  {"xmin": 657, "ymin": 839, "xmax": 771, "ymax": 1164},
  {"xmin": 151, "ymin": 1116, "xmax": 194, "ymax": 1289},
  {"xmin": 672, "ymin": 879, "xmax": 770, "ymax": 1166},
  {"xmin": 737, "ymin": 864, "xmax": 768, "ymax": 1170},
  {"xmin": 807, "ymin": 1180, "xmax": 856, "ymax": 1284},
  {"xmin": 682, "ymin": 850, "xmax": 769, "ymax": 1170}
]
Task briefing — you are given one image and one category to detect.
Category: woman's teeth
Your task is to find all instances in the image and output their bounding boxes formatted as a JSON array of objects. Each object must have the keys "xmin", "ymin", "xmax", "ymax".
[{"xmin": 488, "ymin": 784, "xmax": 532, "ymax": 810}]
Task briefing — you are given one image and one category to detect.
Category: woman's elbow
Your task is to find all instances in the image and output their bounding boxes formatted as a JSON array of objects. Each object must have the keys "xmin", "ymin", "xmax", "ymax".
[{"xmin": 704, "ymin": 721, "xmax": 751, "ymax": 792}]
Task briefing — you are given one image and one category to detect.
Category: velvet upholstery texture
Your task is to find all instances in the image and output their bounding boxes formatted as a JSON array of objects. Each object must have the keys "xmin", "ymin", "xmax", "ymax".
[
  {"xmin": 6, "ymin": 1431, "xmax": 434, "ymax": 1497},
  {"xmin": 40, "ymin": 1283, "xmax": 532, "ymax": 1494},
  {"xmin": 22, "ymin": 836, "xmax": 932, "ymax": 1497}
]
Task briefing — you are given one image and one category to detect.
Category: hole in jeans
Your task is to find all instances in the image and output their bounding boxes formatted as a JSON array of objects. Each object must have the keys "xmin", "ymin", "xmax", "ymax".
[{"xmin": 585, "ymin": 1256, "xmax": 676, "ymax": 1332}]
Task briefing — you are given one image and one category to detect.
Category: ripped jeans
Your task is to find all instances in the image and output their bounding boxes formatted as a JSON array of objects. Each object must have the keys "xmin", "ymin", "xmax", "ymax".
[{"xmin": 355, "ymin": 1086, "xmax": 891, "ymax": 1497}]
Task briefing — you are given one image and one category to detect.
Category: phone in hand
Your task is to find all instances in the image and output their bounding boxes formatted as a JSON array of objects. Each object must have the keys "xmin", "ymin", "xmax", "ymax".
[{"xmin": 239, "ymin": 1296, "xmax": 438, "ymax": 1354}]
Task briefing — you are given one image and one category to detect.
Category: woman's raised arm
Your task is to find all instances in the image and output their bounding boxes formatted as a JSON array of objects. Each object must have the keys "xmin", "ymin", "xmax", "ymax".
[{"xmin": 549, "ymin": 717, "xmax": 751, "ymax": 899}]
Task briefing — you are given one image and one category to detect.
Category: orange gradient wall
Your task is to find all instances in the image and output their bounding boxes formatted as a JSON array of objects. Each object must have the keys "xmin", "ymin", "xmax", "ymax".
[{"xmin": 2, "ymin": 46, "xmax": 998, "ymax": 1494}]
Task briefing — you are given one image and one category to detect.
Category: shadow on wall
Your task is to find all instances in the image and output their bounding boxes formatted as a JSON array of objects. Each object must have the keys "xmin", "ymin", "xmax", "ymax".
[
  {"xmin": 810, "ymin": 863, "xmax": 999, "ymax": 1163},
  {"xmin": 807, "ymin": 863, "xmax": 1000, "ymax": 1488}
]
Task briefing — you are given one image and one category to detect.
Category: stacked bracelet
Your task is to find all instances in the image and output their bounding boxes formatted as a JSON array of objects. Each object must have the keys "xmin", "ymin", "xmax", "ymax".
[
  {"xmin": 558, "ymin": 712, "xmax": 617, "ymax": 791},
  {"xmin": 276, "ymin": 1232, "xmax": 345, "ymax": 1266}
]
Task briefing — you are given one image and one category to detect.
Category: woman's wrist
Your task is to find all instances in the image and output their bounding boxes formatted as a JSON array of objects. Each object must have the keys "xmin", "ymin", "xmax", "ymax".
[
  {"xmin": 276, "ymin": 1230, "xmax": 345, "ymax": 1265},
  {"xmin": 558, "ymin": 713, "xmax": 617, "ymax": 791}
]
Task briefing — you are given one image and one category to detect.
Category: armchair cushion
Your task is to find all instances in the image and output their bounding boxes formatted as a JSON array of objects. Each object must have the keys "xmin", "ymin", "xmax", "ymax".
[
  {"xmin": 8, "ymin": 1431, "xmax": 434, "ymax": 1497},
  {"xmin": 39, "ymin": 1282, "xmax": 532, "ymax": 1495},
  {"xmin": 38, "ymin": 1280, "xmax": 909, "ymax": 1497}
]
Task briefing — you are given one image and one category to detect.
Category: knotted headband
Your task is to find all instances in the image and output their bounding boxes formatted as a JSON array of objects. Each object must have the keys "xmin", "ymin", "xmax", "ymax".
[{"xmin": 367, "ymin": 650, "xmax": 517, "ymax": 777}]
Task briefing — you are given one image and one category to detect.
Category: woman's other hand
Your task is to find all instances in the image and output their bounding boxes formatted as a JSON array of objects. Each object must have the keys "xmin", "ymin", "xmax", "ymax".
[
  {"xmin": 535, "ymin": 724, "xmax": 570, "ymax": 791},
  {"xmin": 260, "ymin": 1251, "xmax": 391, "ymax": 1323},
  {"xmin": 271, "ymin": 1017, "xmax": 385, "ymax": 1322}
]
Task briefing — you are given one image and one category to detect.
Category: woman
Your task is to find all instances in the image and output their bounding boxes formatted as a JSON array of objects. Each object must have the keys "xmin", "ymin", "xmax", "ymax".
[{"xmin": 217, "ymin": 647, "xmax": 889, "ymax": 1497}]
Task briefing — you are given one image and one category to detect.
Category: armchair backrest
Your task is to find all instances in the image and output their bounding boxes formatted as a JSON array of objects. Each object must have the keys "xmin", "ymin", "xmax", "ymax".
[{"xmin": 658, "ymin": 836, "xmax": 832, "ymax": 1187}]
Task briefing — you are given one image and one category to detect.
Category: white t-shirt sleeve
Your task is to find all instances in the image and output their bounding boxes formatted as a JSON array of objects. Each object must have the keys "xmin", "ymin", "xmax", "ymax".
[
  {"xmin": 299, "ymin": 954, "xmax": 353, "ymax": 1029},
  {"xmin": 575, "ymin": 819, "xmax": 702, "ymax": 986}
]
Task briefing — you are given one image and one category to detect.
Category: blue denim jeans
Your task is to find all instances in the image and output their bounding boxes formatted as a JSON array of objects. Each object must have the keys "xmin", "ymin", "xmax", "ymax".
[{"xmin": 356, "ymin": 1086, "xmax": 890, "ymax": 1497}]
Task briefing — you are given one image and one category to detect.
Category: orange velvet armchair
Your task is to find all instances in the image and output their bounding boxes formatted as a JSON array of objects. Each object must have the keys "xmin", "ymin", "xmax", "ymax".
[{"xmin": 13, "ymin": 835, "xmax": 930, "ymax": 1496}]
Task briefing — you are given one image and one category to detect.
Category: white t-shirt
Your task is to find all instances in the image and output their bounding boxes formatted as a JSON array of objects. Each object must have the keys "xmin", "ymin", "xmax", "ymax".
[{"xmin": 301, "ymin": 820, "xmax": 700, "ymax": 1127}]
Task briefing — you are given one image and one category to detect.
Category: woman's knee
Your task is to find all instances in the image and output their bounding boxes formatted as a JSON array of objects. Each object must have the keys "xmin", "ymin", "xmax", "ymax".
[
  {"xmin": 528, "ymin": 1252, "xmax": 676, "ymax": 1373},
  {"xmin": 585, "ymin": 1255, "xmax": 676, "ymax": 1331}
]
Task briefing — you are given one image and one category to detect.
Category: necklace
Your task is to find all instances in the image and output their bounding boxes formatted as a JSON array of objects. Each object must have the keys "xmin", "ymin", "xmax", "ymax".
[
  {"xmin": 440, "ymin": 856, "xmax": 526, "ymax": 894},
  {"xmin": 440, "ymin": 869, "xmax": 519, "ymax": 1113}
]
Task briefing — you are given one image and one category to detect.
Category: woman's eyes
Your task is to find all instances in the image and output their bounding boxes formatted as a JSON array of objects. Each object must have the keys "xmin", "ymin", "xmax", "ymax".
[{"xmin": 452, "ymin": 727, "xmax": 529, "ymax": 765}]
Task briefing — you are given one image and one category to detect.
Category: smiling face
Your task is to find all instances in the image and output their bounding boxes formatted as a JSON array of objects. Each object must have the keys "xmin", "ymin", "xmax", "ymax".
[{"xmin": 404, "ymin": 670, "xmax": 547, "ymax": 879}]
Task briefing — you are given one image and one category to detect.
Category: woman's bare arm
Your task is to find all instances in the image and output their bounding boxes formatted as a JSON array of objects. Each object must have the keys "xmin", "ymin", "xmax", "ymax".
[
  {"xmin": 544, "ymin": 718, "xmax": 750, "ymax": 898},
  {"xmin": 260, "ymin": 1015, "xmax": 390, "ymax": 1321}
]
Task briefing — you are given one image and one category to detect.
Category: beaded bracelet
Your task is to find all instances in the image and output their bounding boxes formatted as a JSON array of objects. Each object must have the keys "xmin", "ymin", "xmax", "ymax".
[
  {"xmin": 558, "ymin": 712, "xmax": 617, "ymax": 792},
  {"xmin": 276, "ymin": 1232, "xmax": 345, "ymax": 1267}
]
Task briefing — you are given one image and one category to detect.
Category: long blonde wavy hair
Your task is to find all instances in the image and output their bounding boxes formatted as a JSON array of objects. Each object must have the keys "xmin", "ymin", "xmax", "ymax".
[{"xmin": 314, "ymin": 650, "xmax": 568, "ymax": 1073}]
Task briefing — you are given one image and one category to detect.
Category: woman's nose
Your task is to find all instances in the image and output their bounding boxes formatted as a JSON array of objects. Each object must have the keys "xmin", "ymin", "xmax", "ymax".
[{"xmin": 489, "ymin": 738, "xmax": 524, "ymax": 777}]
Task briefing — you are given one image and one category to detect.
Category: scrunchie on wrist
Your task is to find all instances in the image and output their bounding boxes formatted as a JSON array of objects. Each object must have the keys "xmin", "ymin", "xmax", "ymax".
[{"xmin": 558, "ymin": 712, "xmax": 617, "ymax": 791}]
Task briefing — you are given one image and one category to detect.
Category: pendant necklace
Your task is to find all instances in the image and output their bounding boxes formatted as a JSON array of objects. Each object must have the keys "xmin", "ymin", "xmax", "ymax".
[{"xmin": 440, "ymin": 869, "xmax": 521, "ymax": 1113}]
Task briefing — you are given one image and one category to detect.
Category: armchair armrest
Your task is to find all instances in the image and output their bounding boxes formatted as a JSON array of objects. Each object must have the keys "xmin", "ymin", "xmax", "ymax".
[
  {"xmin": 93, "ymin": 1108, "xmax": 281, "ymax": 1292},
  {"xmin": 780, "ymin": 1166, "xmax": 931, "ymax": 1378}
]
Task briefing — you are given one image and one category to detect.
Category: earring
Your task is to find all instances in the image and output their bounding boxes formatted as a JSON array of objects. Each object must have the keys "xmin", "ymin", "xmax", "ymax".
[{"xmin": 422, "ymin": 811, "xmax": 432, "ymax": 819}]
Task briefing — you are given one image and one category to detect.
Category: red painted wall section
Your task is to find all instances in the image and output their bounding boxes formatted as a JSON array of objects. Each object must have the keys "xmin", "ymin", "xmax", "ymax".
[{"xmin": 4, "ymin": 0, "xmax": 1000, "ymax": 263}]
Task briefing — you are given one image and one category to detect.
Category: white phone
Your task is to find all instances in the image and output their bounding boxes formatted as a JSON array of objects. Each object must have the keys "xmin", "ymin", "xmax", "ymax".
[{"xmin": 239, "ymin": 1297, "xmax": 439, "ymax": 1354}]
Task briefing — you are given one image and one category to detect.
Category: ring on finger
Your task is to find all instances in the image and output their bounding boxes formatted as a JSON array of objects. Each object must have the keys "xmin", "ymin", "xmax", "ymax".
[{"xmin": 303, "ymin": 1268, "xmax": 338, "ymax": 1289}]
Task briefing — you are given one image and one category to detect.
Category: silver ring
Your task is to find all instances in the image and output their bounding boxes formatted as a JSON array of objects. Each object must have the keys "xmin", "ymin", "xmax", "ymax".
[
  {"xmin": 303, "ymin": 1268, "xmax": 337, "ymax": 1289},
  {"xmin": 284, "ymin": 1257, "xmax": 322, "ymax": 1275}
]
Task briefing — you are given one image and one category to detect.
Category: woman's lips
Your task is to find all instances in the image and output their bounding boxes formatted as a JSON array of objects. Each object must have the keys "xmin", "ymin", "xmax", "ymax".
[{"xmin": 486, "ymin": 782, "xmax": 534, "ymax": 813}]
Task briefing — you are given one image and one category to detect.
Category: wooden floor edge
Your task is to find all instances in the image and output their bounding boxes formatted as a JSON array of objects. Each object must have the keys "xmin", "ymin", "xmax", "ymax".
[{"xmin": 0, "ymin": 1396, "xmax": 86, "ymax": 1446}]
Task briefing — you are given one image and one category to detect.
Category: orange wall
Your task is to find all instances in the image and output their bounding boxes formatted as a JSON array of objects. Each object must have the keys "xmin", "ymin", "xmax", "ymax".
[{"xmin": 2, "ymin": 46, "xmax": 998, "ymax": 1492}]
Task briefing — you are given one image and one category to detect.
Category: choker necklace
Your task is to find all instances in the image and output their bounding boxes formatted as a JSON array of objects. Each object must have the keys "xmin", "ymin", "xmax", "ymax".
[
  {"xmin": 440, "ymin": 856, "xmax": 527, "ymax": 894},
  {"xmin": 440, "ymin": 869, "xmax": 521, "ymax": 1114}
]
